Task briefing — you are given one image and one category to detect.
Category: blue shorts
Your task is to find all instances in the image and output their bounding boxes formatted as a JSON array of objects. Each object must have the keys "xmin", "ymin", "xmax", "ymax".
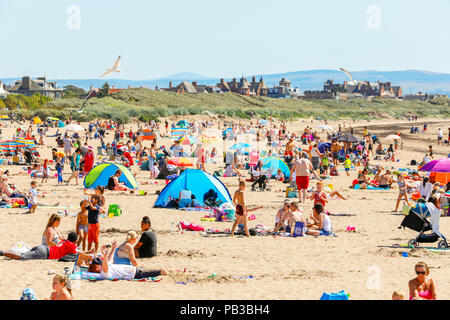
[{"xmin": 345, "ymin": 168, "xmax": 350, "ymax": 172}]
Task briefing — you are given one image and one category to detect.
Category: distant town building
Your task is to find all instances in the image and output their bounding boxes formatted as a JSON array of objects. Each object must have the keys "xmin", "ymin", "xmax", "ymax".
[
  {"xmin": 8, "ymin": 76, "xmax": 64, "ymax": 99},
  {"xmin": 323, "ymin": 79, "xmax": 402, "ymax": 98},
  {"xmin": 267, "ymin": 78, "xmax": 300, "ymax": 99},
  {"xmin": 0, "ymin": 81, "xmax": 9, "ymax": 98},
  {"xmin": 303, "ymin": 90, "xmax": 336, "ymax": 100},
  {"xmin": 404, "ymin": 92, "xmax": 448, "ymax": 101},
  {"xmin": 216, "ymin": 76, "xmax": 268, "ymax": 96}
]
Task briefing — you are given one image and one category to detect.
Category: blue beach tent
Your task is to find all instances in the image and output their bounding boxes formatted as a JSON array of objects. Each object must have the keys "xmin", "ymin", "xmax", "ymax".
[
  {"xmin": 154, "ymin": 169, "xmax": 233, "ymax": 208},
  {"xmin": 262, "ymin": 157, "xmax": 291, "ymax": 177}
]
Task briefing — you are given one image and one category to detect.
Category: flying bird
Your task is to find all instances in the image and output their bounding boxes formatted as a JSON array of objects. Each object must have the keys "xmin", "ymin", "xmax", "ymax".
[{"xmin": 100, "ymin": 55, "xmax": 122, "ymax": 78}]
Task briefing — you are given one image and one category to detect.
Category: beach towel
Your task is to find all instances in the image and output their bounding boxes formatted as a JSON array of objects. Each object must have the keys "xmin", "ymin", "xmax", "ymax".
[
  {"xmin": 353, "ymin": 184, "xmax": 390, "ymax": 190},
  {"xmin": 69, "ymin": 271, "xmax": 161, "ymax": 282}
]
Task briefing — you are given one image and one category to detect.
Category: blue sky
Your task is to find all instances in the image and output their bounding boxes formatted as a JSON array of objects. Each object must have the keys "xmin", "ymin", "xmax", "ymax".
[{"xmin": 0, "ymin": 0, "xmax": 449, "ymax": 79}]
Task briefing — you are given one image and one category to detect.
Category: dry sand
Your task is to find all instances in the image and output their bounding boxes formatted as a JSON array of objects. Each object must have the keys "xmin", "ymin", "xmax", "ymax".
[{"xmin": 0, "ymin": 116, "xmax": 449, "ymax": 300}]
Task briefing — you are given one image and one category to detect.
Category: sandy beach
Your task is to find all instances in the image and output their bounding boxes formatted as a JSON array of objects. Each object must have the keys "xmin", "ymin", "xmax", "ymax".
[{"xmin": 0, "ymin": 116, "xmax": 449, "ymax": 300}]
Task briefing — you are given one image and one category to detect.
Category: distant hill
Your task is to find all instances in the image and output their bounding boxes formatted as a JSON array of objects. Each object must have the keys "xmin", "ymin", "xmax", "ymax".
[{"xmin": 2, "ymin": 70, "xmax": 450, "ymax": 95}]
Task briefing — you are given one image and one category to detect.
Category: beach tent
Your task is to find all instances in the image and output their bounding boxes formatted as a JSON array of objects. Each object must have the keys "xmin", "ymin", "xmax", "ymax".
[
  {"xmin": 259, "ymin": 119, "xmax": 269, "ymax": 126},
  {"xmin": 140, "ymin": 129, "xmax": 156, "ymax": 141},
  {"xmin": 33, "ymin": 117, "xmax": 42, "ymax": 125},
  {"xmin": 84, "ymin": 163, "xmax": 138, "ymax": 190},
  {"xmin": 140, "ymin": 159, "xmax": 150, "ymax": 171},
  {"xmin": 262, "ymin": 157, "xmax": 290, "ymax": 178},
  {"xmin": 176, "ymin": 120, "xmax": 191, "ymax": 128},
  {"xmin": 57, "ymin": 120, "xmax": 65, "ymax": 127},
  {"xmin": 154, "ymin": 169, "xmax": 233, "ymax": 208}
]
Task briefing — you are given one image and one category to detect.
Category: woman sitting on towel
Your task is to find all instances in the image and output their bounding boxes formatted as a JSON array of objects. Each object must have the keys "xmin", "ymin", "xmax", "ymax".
[
  {"xmin": 113, "ymin": 230, "xmax": 140, "ymax": 266},
  {"xmin": 42, "ymin": 214, "xmax": 63, "ymax": 247},
  {"xmin": 408, "ymin": 262, "xmax": 436, "ymax": 300}
]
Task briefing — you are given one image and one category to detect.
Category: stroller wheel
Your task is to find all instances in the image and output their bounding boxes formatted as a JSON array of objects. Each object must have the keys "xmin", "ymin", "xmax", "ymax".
[
  {"xmin": 407, "ymin": 239, "xmax": 418, "ymax": 248},
  {"xmin": 438, "ymin": 240, "xmax": 449, "ymax": 249}
]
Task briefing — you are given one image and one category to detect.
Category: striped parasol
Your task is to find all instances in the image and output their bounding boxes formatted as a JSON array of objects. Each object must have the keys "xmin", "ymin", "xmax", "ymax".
[
  {"xmin": 167, "ymin": 157, "xmax": 194, "ymax": 167},
  {"xmin": 171, "ymin": 127, "xmax": 189, "ymax": 140},
  {"xmin": 0, "ymin": 139, "xmax": 38, "ymax": 155},
  {"xmin": 178, "ymin": 135, "xmax": 197, "ymax": 146}
]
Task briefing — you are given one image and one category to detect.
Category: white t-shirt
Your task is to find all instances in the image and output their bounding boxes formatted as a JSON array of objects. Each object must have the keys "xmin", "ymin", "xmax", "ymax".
[
  {"xmin": 29, "ymin": 187, "xmax": 38, "ymax": 204},
  {"xmin": 63, "ymin": 138, "xmax": 72, "ymax": 149},
  {"xmin": 101, "ymin": 263, "xmax": 137, "ymax": 280},
  {"xmin": 438, "ymin": 130, "xmax": 443, "ymax": 138},
  {"xmin": 322, "ymin": 214, "xmax": 332, "ymax": 232}
]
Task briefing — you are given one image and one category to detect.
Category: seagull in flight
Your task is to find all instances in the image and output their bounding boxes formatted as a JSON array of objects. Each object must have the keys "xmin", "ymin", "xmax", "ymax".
[{"xmin": 100, "ymin": 55, "xmax": 122, "ymax": 77}]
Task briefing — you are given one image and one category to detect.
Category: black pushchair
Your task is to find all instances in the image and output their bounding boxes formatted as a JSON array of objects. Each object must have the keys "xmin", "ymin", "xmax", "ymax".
[{"xmin": 399, "ymin": 204, "xmax": 448, "ymax": 248}]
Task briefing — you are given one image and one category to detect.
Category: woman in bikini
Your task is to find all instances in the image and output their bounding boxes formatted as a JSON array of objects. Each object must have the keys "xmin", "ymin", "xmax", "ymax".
[
  {"xmin": 42, "ymin": 214, "xmax": 63, "ymax": 247},
  {"xmin": 113, "ymin": 230, "xmax": 141, "ymax": 266},
  {"xmin": 408, "ymin": 262, "xmax": 436, "ymax": 300},
  {"xmin": 393, "ymin": 173, "xmax": 411, "ymax": 212}
]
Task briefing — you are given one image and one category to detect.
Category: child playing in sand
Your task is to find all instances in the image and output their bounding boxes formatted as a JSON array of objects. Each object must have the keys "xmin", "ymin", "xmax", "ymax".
[
  {"xmin": 41, "ymin": 159, "xmax": 50, "ymax": 184},
  {"xmin": 48, "ymin": 274, "xmax": 72, "ymax": 300},
  {"xmin": 26, "ymin": 181, "xmax": 38, "ymax": 214},
  {"xmin": 230, "ymin": 181, "xmax": 262, "ymax": 237},
  {"xmin": 56, "ymin": 160, "xmax": 63, "ymax": 185},
  {"xmin": 344, "ymin": 155, "xmax": 352, "ymax": 176},
  {"xmin": 76, "ymin": 200, "xmax": 89, "ymax": 251},
  {"xmin": 86, "ymin": 195, "xmax": 101, "ymax": 252}
]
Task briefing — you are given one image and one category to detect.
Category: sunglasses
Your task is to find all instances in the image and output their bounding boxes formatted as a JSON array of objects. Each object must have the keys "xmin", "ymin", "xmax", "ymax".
[{"xmin": 416, "ymin": 271, "xmax": 426, "ymax": 275}]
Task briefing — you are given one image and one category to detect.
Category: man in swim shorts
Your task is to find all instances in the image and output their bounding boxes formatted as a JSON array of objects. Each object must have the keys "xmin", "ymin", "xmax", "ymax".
[{"xmin": 290, "ymin": 153, "xmax": 321, "ymax": 203}]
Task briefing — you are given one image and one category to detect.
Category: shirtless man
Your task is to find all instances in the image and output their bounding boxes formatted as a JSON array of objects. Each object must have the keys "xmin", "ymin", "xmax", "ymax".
[
  {"xmin": 330, "ymin": 140, "xmax": 342, "ymax": 167},
  {"xmin": 379, "ymin": 170, "xmax": 393, "ymax": 189},
  {"xmin": 230, "ymin": 181, "xmax": 262, "ymax": 237},
  {"xmin": 290, "ymin": 154, "xmax": 322, "ymax": 203}
]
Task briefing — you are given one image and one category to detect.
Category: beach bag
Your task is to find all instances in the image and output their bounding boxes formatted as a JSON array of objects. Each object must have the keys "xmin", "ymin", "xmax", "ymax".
[
  {"xmin": 402, "ymin": 203, "xmax": 412, "ymax": 216},
  {"xmin": 320, "ymin": 290, "xmax": 349, "ymax": 300},
  {"xmin": 108, "ymin": 204, "xmax": 122, "ymax": 216},
  {"xmin": 9, "ymin": 242, "xmax": 31, "ymax": 255},
  {"xmin": 292, "ymin": 222, "xmax": 304, "ymax": 237}
]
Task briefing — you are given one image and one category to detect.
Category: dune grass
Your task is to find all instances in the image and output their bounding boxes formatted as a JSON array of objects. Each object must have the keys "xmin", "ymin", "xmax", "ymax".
[{"xmin": 14, "ymin": 88, "xmax": 450, "ymax": 123}]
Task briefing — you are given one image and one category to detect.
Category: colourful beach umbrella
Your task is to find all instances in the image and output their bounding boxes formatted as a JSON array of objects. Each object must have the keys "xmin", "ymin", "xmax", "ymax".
[
  {"xmin": 178, "ymin": 135, "xmax": 197, "ymax": 146},
  {"xmin": 419, "ymin": 158, "xmax": 450, "ymax": 173},
  {"xmin": 171, "ymin": 127, "xmax": 189, "ymax": 140},
  {"xmin": 229, "ymin": 143, "xmax": 252, "ymax": 150},
  {"xmin": 167, "ymin": 157, "xmax": 194, "ymax": 167}
]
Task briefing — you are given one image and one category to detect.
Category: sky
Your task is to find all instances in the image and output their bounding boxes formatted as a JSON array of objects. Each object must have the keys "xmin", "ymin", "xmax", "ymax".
[{"xmin": 0, "ymin": 0, "xmax": 449, "ymax": 79}]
